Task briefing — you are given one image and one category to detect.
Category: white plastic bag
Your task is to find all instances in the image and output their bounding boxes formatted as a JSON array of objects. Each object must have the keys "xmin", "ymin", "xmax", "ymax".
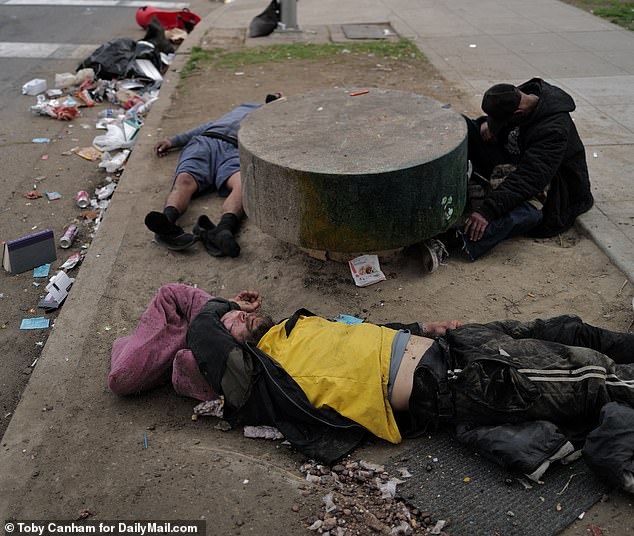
[
  {"xmin": 98, "ymin": 150, "xmax": 130, "ymax": 173},
  {"xmin": 92, "ymin": 123, "xmax": 135, "ymax": 152}
]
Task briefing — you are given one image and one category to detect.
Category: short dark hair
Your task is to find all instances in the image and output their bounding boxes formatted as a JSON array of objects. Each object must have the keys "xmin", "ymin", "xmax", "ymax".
[{"xmin": 247, "ymin": 314, "xmax": 275, "ymax": 344}]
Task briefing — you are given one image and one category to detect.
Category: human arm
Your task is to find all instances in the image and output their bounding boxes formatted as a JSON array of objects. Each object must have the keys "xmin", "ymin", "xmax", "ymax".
[
  {"xmin": 478, "ymin": 115, "xmax": 571, "ymax": 222},
  {"xmin": 230, "ymin": 290, "xmax": 262, "ymax": 313}
]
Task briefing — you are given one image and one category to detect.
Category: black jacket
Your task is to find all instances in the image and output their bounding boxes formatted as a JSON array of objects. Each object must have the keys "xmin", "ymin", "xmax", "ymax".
[
  {"xmin": 479, "ymin": 78, "xmax": 593, "ymax": 237},
  {"xmin": 187, "ymin": 304, "xmax": 423, "ymax": 464}
]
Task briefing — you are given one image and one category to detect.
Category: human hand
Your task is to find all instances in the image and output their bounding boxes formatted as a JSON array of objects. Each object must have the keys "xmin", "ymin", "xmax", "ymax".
[
  {"xmin": 464, "ymin": 211, "xmax": 489, "ymax": 241},
  {"xmin": 155, "ymin": 139, "xmax": 172, "ymax": 157},
  {"xmin": 424, "ymin": 320, "xmax": 463, "ymax": 337},
  {"xmin": 231, "ymin": 290, "xmax": 262, "ymax": 312},
  {"xmin": 479, "ymin": 121, "xmax": 496, "ymax": 143}
]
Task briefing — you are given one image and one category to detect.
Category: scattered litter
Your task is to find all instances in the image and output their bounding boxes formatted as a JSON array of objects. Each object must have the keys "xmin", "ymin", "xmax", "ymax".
[
  {"xmin": 378, "ymin": 479, "xmax": 398, "ymax": 499},
  {"xmin": 20, "ymin": 317, "xmax": 50, "ymax": 330},
  {"xmin": 193, "ymin": 398, "xmax": 224, "ymax": 418},
  {"xmin": 96, "ymin": 183, "xmax": 116, "ymax": 200},
  {"xmin": 469, "ymin": 43, "xmax": 477, "ymax": 48},
  {"xmin": 3, "ymin": 229, "xmax": 56, "ymax": 274},
  {"xmin": 242, "ymin": 479, "xmax": 249, "ymax": 485},
  {"xmin": 24, "ymin": 190, "xmax": 42, "ymax": 199},
  {"xmin": 587, "ymin": 524, "xmax": 604, "ymax": 536},
  {"xmin": 22, "ymin": 78, "xmax": 47, "ymax": 96},
  {"xmin": 45, "ymin": 191, "xmax": 62, "ymax": 201},
  {"xmin": 76, "ymin": 147, "xmax": 102, "ymax": 161},
  {"xmin": 33, "ymin": 264, "xmax": 51, "ymax": 278},
  {"xmin": 35, "ymin": 341, "xmax": 44, "ymax": 347},
  {"xmin": 32, "ymin": 282, "xmax": 40, "ymax": 287},
  {"xmin": 243, "ymin": 425, "xmax": 284, "ymax": 440},
  {"xmin": 99, "ymin": 149, "xmax": 130, "ymax": 173},
  {"xmin": 32, "ymin": 138, "xmax": 50, "ymax": 143},
  {"xmin": 143, "ymin": 433, "xmax": 149, "ymax": 449},
  {"xmin": 322, "ymin": 492, "xmax": 336, "ymax": 512},
  {"xmin": 350, "ymin": 89, "xmax": 369, "ymax": 96},
  {"xmin": 430, "ymin": 520, "xmax": 446, "ymax": 534},
  {"xmin": 59, "ymin": 224, "xmax": 78, "ymax": 248},
  {"xmin": 79, "ymin": 209, "xmax": 100, "ymax": 221},
  {"xmin": 40, "ymin": 154, "xmax": 49, "ymax": 160},
  {"xmin": 44, "ymin": 270, "xmax": 75, "ymax": 307},
  {"xmin": 46, "ymin": 89, "xmax": 63, "ymax": 98},
  {"xmin": 578, "ymin": 511, "xmax": 585, "ymax": 520},
  {"xmin": 398, "ymin": 468, "xmax": 412, "ymax": 478},
  {"xmin": 463, "ymin": 476, "xmax": 472, "ymax": 483},
  {"xmin": 30, "ymin": 358, "xmax": 38, "ymax": 368},
  {"xmin": 333, "ymin": 314, "xmax": 364, "ymax": 325},
  {"xmin": 60, "ymin": 252, "xmax": 83, "ymax": 270},
  {"xmin": 349, "ymin": 254, "xmax": 386, "ymax": 287},
  {"xmin": 75, "ymin": 190, "xmax": 90, "ymax": 208},
  {"xmin": 593, "ymin": 152, "xmax": 598, "ymax": 158}
]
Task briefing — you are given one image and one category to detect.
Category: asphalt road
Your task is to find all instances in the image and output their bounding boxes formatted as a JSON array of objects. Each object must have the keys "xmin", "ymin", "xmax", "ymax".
[{"xmin": 0, "ymin": 0, "xmax": 219, "ymax": 439}]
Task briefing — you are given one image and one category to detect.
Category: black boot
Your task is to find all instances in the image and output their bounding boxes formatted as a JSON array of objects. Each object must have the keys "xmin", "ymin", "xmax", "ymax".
[
  {"xmin": 205, "ymin": 213, "xmax": 241, "ymax": 258},
  {"xmin": 145, "ymin": 208, "xmax": 196, "ymax": 251}
]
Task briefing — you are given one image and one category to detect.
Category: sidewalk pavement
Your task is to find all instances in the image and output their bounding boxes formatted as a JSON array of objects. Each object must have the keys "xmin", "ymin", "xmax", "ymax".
[
  {"xmin": 1, "ymin": 0, "xmax": 632, "ymax": 530},
  {"xmin": 211, "ymin": 0, "xmax": 634, "ymax": 284}
]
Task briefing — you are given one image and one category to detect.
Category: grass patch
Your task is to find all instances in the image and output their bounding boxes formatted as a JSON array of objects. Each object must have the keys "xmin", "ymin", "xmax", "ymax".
[
  {"xmin": 559, "ymin": 0, "xmax": 634, "ymax": 29},
  {"xmin": 181, "ymin": 39, "xmax": 423, "ymax": 78}
]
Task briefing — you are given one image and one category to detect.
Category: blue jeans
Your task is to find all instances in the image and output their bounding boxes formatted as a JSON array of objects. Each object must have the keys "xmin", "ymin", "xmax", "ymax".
[{"xmin": 460, "ymin": 202, "xmax": 543, "ymax": 260}]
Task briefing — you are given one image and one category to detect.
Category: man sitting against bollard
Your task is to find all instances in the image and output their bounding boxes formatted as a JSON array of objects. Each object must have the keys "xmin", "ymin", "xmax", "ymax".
[
  {"xmin": 425, "ymin": 78, "xmax": 594, "ymax": 267},
  {"xmin": 144, "ymin": 93, "xmax": 282, "ymax": 257},
  {"xmin": 109, "ymin": 283, "xmax": 634, "ymax": 489}
]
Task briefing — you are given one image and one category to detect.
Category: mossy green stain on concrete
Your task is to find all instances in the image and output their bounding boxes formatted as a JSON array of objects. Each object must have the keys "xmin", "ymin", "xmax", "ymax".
[{"xmin": 295, "ymin": 140, "xmax": 467, "ymax": 251}]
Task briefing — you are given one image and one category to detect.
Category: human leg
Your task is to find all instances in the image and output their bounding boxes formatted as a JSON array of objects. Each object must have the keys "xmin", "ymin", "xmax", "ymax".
[
  {"xmin": 197, "ymin": 171, "xmax": 243, "ymax": 258},
  {"xmin": 145, "ymin": 172, "xmax": 199, "ymax": 250},
  {"xmin": 460, "ymin": 201, "xmax": 543, "ymax": 260},
  {"xmin": 108, "ymin": 284, "xmax": 212, "ymax": 395}
]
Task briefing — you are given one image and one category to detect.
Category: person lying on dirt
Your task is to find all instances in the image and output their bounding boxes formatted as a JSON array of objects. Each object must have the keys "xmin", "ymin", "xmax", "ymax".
[
  {"xmin": 109, "ymin": 283, "xmax": 634, "ymax": 490},
  {"xmin": 143, "ymin": 93, "xmax": 282, "ymax": 257}
]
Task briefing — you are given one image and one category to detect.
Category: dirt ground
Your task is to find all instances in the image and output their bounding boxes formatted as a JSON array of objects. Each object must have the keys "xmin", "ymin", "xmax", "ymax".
[
  {"xmin": 134, "ymin": 39, "xmax": 634, "ymax": 534},
  {"xmin": 3, "ymin": 33, "xmax": 634, "ymax": 535}
]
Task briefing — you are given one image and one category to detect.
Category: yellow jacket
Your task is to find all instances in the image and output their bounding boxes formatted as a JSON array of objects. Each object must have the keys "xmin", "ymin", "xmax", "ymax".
[{"xmin": 258, "ymin": 316, "xmax": 401, "ymax": 443}]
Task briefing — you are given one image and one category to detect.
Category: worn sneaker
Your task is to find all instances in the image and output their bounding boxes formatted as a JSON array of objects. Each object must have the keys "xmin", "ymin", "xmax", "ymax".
[
  {"xmin": 421, "ymin": 238, "xmax": 449, "ymax": 273},
  {"xmin": 145, "ymin": 211, "xmax": 197, "ymax": 251}
]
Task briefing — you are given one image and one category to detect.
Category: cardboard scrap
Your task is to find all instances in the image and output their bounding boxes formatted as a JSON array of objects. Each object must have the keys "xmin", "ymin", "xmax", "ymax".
[{"xmin": 349, "ymin": 254, "xmax": 386, "ymax": 287}]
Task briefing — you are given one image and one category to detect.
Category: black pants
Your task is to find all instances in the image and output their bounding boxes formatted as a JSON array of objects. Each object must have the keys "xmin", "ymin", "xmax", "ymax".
[{"xmin": 409, "ymin": 315, "xmax": 634, "ymax": 435}]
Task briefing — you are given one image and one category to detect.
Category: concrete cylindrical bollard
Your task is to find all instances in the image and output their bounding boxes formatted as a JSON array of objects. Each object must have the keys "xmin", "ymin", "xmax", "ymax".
[{"xmin": 240, "ymin": 88, "xmax": 468, "ymax": 253}]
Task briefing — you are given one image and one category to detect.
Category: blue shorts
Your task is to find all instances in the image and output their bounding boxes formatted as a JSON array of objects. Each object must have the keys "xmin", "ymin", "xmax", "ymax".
[{"xmin": 173, "ymin": 136, "xmax": 240, "ymax": 196}]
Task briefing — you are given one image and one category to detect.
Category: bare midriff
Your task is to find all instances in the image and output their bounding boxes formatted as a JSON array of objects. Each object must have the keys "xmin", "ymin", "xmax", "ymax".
[{"xmin": 390, "ymin": 335, "xmax": 435, "ymax": 412}]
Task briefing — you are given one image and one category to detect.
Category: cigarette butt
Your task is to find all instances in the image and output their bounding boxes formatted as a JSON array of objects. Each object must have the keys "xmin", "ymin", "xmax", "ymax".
[{"xmin": 350, "ymin": 90, "xmax": 369, "ymax": 96}]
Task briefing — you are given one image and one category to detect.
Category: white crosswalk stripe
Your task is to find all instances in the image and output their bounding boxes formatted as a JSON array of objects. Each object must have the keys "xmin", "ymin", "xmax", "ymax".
[
  {"xmin": 0, "ymin": 0, "xmax": 188, "ymax": 7},
  {"xmin": 0, "ymin": 42, "xmax": 100, "ymax": 59}
]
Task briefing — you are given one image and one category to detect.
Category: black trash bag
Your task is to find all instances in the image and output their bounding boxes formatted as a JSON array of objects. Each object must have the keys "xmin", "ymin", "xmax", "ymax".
[
  {"xmin": 77, "ymin": 38, "xmax": 137, "ymax": 80},
  {"xmin": 249, "ymin": 0, "xmax": 280, "ymax": 38}
]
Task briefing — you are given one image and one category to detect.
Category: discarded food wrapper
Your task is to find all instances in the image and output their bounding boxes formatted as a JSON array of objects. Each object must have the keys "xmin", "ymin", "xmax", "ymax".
[
  {"xmin": 60, "ymin": 252, "xmax": 83, "ymax": 270},
  {"xmin": 76, "ymin": 147, "xmax": 102, "ymax": 161},
  {"xmin": 22, "ymin": 78, "xmax": 47, "ymax": 96},
  {"xmin": 32, "ymin": 138, "xmax": 50, "ymax": 144},
  {"xmin": 20, "ymin": 317, "xmax": 50, "ymax": 330},
  {"xmin": 333, "ymin": 313, "xmax": 364, "ymax": 325},
  {"xmin": 45, "ymin": 191, "xmax": 62, "ymax": 201},
  {"xmin": 46, "ymin": 89, "xmax": 63, "ymax": 98},
  {"xmin": 33, "ymin": 264, "xmax": 51, "ymax": 278},
  {"xmin": 348, "ymin": 254, "xmax": 386, "ymax": 287},
  {"xmin": 24, "ymin": 190, "xmax": 42, "ymax": 199}
]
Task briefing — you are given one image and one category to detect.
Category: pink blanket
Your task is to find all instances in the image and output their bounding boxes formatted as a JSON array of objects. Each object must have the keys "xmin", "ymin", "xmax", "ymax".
[{"xmin": 109, "ymin": 283, "xmax": 217, "ymax": 401}]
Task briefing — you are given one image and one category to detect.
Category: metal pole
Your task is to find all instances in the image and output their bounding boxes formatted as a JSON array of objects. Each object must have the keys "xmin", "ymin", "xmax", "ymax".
[{"xmin": 279, "ymin": 0, "xmax": 299, "ymax": 31}]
